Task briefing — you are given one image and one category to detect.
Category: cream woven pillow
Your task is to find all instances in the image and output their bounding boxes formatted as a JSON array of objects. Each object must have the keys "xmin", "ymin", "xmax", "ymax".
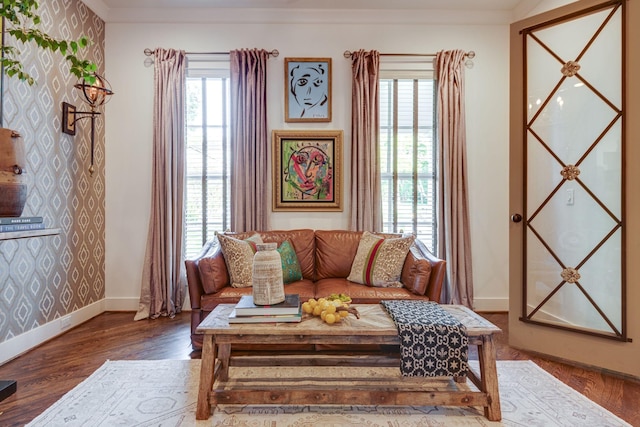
[
  {"xmin": 347, "ymin": 231, "xmax": 415, "ymax": 287},
  {"xmin": 217, "ymin": 233, "xmax": 263, "ymax": 288}
]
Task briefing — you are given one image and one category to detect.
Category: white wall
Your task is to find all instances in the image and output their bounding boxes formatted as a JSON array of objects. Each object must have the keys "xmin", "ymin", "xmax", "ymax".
[
  {"xmin": 523, "ymin": 0, "xmax": 579, "ymax": 19},
  {"xmin": 104, "ymin": 15, "xmax": 510, "ymax": 311}
]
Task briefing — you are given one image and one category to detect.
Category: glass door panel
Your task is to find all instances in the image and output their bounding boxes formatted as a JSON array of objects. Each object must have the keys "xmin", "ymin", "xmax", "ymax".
[{"xmin": 522, "ymin": 1, "xmax": 625, "ymax": 340}]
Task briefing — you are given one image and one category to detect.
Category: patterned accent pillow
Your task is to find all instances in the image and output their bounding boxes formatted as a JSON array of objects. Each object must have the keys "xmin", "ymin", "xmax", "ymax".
[
  {"xmin": 217, "ymin": 233, "xmax": 263, "ymax": 288},
  {"xmin": 347, "ymin": 231, "xmax": 415, "ymax": 287},
  {"xmin": 277, "ymin": 239, "xmax": 303, "ymax": 284}
]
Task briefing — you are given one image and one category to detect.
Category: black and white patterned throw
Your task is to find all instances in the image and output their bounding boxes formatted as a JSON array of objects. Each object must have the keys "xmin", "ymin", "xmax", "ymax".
[{"xmin": 381, "ymin": 300, "xmax": 468, "ymax": 377}]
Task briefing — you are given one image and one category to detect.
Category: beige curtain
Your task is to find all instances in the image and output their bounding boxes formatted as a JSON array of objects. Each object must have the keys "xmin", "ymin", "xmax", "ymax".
[
  {"xmin": 135, "ymin": 48, "xmax": 187, "ymax": 320},
  {"xmin": 435, "ymin": 50, "xmax": 474, "ymax": 307},
  {"xmin": 229, "ymin": 49, "xmax": 270, "ymax": 232},
  {"xmin": 350, "ymin": 50, "xmax": 382, "ymax": 232}
]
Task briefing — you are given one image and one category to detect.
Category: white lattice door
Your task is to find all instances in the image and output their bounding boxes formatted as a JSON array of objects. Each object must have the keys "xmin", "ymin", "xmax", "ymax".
[{"xmin": 513, "ymin": 0, "xmax": 626, "ymax": 341}]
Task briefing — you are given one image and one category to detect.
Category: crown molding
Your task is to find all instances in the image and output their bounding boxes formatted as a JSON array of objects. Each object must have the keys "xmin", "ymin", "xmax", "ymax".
[{"xmin": 81, "ymin": 1, "xmax": 519, "ymax": 25}]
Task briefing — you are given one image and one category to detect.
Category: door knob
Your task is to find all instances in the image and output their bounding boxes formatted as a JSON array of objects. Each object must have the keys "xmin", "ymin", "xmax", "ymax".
[{"xmin": 511, "ymin": 213, "xmax": 522, "ymax": 223}]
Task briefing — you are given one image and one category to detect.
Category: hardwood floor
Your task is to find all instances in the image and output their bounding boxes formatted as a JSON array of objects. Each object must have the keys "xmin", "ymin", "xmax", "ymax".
[{"xmin": 0, "ymin": 311, "xmax": 638, "ymax": 426}]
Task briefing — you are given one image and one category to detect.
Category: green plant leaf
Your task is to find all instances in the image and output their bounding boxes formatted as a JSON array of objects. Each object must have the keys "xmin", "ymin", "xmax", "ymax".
[{"xmin": 1, "ymin": 0, "xmax": 98, "ymax": 85}]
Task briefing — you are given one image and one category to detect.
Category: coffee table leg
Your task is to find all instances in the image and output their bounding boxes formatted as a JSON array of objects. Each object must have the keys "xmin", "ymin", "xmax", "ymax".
[
  {"xmin": 217, "ymin": 343, "xmax": 231, "ymax": 382},
  {"xmin": 196, "ymin": 334, "xmax": 217, "ymax": 420},
  {"xmin": 477, "ymin": 335, "xmax": 501, "ymax": 421}
]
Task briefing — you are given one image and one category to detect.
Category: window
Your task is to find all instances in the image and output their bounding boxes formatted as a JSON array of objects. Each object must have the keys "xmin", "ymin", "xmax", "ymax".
[
  {"xmin": 185, "ymin": 68, "xmax": 231, "ymax": 258},
  {"xmin": 379, "ymin": 72, "xmax": 437, "ymax": 253}
]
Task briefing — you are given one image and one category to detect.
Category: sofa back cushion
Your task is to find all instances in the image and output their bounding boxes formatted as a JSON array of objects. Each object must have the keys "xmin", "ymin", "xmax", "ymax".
[
  {"xmin": 314, "ymin": 230, "xmax": 363, "ymax": 280},
  {"xmin": 228, "ymin": 229, "xmax": 316, "ymax": 280}
]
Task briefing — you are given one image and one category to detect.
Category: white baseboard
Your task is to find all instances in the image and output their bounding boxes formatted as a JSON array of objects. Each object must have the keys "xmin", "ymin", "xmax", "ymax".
[
  {"xmin": 0, "ymin": 297, "xmax": 193, "ymax": 366},
  {"xmin": 473, "ymin": 297, "xmax": 509, "ymax": 312},
  {"xmin": 104, "ymin": 297, "xmax": 141, "ymax": 311},
  {"xmin": 0, "ymin": 300, "xmax": 105, "ymax": 365},
  {"xmin": 103, "ymin": 297, "xmax": 191, "ymax": 312}
]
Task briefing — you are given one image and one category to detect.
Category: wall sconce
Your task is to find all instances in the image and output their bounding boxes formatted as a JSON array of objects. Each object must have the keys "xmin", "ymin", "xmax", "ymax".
[{"xmin": 61, "ymin": 73, "xmax": 114, "ymax": 175}]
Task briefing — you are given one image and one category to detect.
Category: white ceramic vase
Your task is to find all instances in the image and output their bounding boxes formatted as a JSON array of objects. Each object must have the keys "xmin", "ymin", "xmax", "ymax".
[{"xmin": 252, "ymin": 243, "xmax": 285, "ymax": 305}]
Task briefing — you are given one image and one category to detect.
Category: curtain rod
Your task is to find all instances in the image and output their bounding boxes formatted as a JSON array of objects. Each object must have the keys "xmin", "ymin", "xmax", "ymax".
[
  {"xmin": 343, "ymin": 50, "xmax": 475, "ymax": 59},
  {"xmin": 144, "ymin": 48, "xmax": 279, "ymax": 57}
]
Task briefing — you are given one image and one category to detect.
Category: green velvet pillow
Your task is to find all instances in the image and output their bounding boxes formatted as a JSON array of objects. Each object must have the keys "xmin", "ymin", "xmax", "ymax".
[{"xmin": 277, "ymin": 239, "xmax": 303, "ymax": 284}]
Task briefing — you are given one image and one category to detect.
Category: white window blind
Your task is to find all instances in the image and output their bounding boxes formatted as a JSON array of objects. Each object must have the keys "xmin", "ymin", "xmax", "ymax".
[
  {"xmin": 185, "ymin": 57, "xmax": 231, "ymax": 258},
  {"xmin": 379, "ymin": 58, "xmax": 437, "ymax": 253}
]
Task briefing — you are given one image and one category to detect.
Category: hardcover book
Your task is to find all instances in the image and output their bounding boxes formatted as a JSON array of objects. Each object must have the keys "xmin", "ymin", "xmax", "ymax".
[
  {"xmin": 0, "ymin": 216, "xmax": 43, "ymax": 225},
  {"xmin": 0, "ymin": 380, "xmax": 17, "ymax": 402},
  {"xmin": 228, "ymin": 306, "xmax": 303, "ymax": 324},
  {"xmin": 0, "ymin": 222, "xmax": 45, "ymax": 232},
  {"xmin": 234, "ymin": 294, "xmax": 300, "ymax": 316}
]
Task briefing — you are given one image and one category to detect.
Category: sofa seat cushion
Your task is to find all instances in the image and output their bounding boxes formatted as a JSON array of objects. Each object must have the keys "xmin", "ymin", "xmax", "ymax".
[
  {"xmin": 200, "ymin": 279, "xmax": 316, "ymax": 312},
  {"xmin": 282, "ymin": 279, "xmax": 316, "ymax": 301},
  {"xmin": 314, "ymin": 278, "xmax": 427, "ymax": 303}
]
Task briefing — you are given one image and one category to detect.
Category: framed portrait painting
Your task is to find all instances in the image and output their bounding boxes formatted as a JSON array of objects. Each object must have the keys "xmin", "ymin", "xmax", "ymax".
[
  {"xmin": 284, "ymin": 57, "xmax": 332, "ymax": 122},
  {"xmin": 273, "ymin": 130, "xmax": 342, "ymax": 211}
]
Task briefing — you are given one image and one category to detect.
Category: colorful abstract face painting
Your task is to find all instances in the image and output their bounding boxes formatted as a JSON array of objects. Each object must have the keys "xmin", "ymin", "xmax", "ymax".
[{"xmin": 282, "ymin": 140, "xmax": 333, "ymax": 201}]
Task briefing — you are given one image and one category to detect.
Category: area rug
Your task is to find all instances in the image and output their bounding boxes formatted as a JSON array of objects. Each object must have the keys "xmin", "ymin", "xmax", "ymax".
[{"xmin": 26, "ymin": 359, "xmax": 631, "ymax": 427}]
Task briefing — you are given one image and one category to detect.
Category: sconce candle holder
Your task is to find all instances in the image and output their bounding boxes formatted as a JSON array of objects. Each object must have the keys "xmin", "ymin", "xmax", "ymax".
[{"xmin": 61, "ymin": 73, "xmax": 114, "ymax": 175}]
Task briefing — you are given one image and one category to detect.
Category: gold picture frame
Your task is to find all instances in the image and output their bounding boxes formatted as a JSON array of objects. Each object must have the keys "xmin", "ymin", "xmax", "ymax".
[
  {"xmin": 284, "ymin": 57, "xmax": 332, "ymax": 122},
  {"xmin": 273, "ymin": 129, "xmax": 342, "ymax": 211}
]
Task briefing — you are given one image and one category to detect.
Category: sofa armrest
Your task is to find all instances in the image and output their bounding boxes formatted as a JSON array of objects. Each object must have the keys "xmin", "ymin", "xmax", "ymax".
[
  {"xmin": 185, "ymin": 237, "xmax": 224, "ymax": 311},
  {"xmin": 401, "ymin": 239, "xmax": 446, "ymax": 303},
  {"xmin": 186, "ymin": 236, "xmax": 228, "ymax": 350}
]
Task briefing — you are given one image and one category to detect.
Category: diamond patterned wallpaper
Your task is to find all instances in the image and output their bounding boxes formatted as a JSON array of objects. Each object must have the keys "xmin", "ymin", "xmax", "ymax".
[{"xmin": 0, "ymin": 0, "xmax": 105, "ymax": 343}]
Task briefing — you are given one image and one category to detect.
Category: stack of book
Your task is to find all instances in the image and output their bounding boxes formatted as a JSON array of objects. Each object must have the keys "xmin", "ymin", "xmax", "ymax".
[
  {"xmin": 228, "ymin": 294, "xmax": 302, "ymax": 323},
  {"xmin": 0, "ymin": 216, "xmax": 45, "ymax": 233}
]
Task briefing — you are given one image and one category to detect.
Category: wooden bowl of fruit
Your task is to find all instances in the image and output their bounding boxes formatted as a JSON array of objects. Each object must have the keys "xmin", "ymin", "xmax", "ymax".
[
  {"xmin": 326, "ymin": 293, "xmax": 352, "ymax": 304},
  {"xmin": 301, "ymin": 294, "xmax": 359, "ymax": 324}
]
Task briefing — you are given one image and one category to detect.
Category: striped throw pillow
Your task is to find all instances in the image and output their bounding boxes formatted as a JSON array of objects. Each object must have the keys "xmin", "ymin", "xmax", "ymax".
[{"xmin": 347, "ymin": 231, "xmax": 415, "ymax": 287}]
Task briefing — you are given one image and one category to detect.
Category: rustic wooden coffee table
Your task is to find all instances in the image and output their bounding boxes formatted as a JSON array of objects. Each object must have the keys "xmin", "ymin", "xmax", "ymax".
[{"xmin": 196, "ymin": 303, "xmax": 502, "ymax": 421}]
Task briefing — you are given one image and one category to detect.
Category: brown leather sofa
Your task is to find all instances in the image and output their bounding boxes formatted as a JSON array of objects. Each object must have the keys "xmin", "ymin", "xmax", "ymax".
[{"xmin": 185, "ymin": 229, "xmax": 446, "ymax": 350}]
